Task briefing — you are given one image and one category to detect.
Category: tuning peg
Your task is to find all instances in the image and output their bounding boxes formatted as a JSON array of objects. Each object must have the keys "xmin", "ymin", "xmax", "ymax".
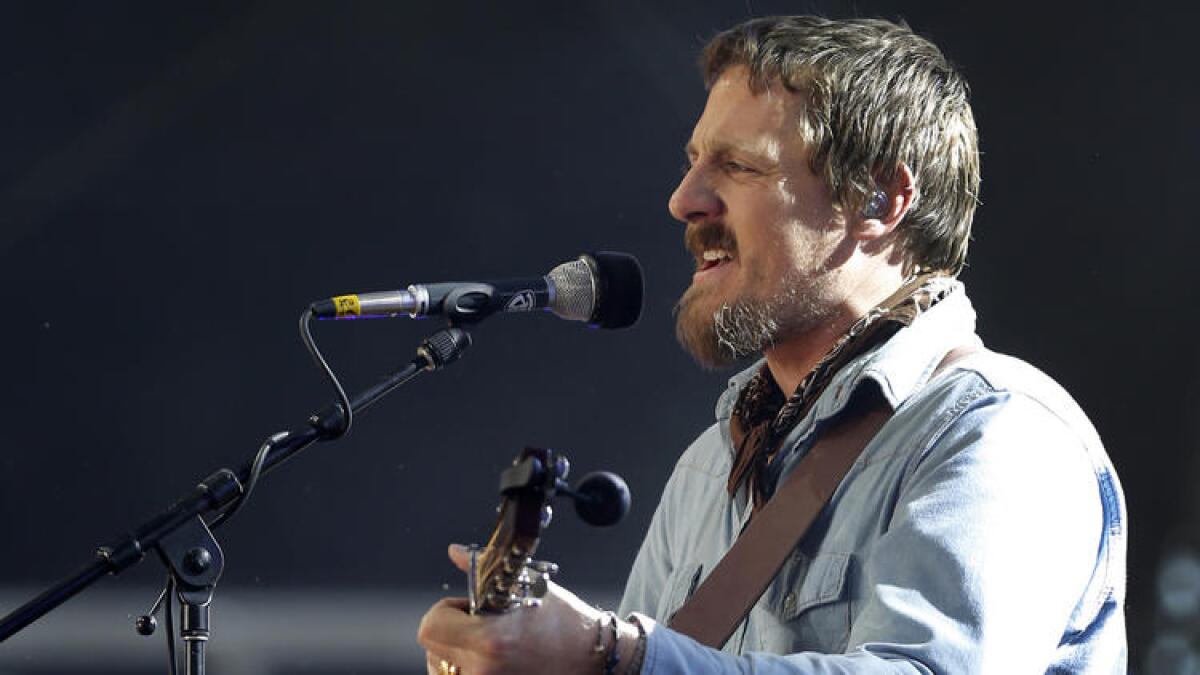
[
  {"xmin": 511, "ymin": 566, "xmax": 545, "ymax": 608},
  {"xmin": 527, "ymin": 560, "xmax": 559, "ymax": 577},
  {"xmin": 524, "ymin": 559, "xmax": 559, "ymax": 599}
]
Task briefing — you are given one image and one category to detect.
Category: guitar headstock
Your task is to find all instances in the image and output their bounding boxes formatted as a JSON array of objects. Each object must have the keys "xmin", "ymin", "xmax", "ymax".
[{"xmin": 469, "ymin": 447, "xmax": 568, "ymax": 614}]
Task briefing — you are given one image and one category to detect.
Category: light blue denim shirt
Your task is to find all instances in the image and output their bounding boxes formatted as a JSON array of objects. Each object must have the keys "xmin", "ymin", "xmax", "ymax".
[{"xmin": 619, "ymin": 286, "xmax": 1127, "ymax": 673}]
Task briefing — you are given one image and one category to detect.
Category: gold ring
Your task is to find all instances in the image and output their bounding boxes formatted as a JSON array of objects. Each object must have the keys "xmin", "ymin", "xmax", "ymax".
[{"xmin": 438, "ymin": 659, "xmax": 459, "ymax": 675}]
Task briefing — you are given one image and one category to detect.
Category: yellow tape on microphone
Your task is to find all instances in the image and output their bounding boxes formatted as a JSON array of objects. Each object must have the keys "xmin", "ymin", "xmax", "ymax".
[{"xmin": 332, "ymin": 295, "xmax": 361, "ymax": 318}]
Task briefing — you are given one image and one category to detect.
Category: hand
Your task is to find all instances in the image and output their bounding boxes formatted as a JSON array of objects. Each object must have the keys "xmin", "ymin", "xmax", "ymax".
[{"xmin": 418, "ymin": 544, "xmax": 619, "ymax": 675}]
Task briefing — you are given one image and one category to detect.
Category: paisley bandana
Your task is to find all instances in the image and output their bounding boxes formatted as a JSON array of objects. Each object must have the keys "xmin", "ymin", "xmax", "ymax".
[{"xmin": 727, "ymin": 274, "xmax": 956, "ymax": 511}]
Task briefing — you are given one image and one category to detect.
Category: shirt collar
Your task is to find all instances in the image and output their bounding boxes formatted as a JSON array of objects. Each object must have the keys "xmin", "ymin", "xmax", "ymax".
[{"xmin": 714, "ymin": 281, "xmax": 978, "ymax": 424}]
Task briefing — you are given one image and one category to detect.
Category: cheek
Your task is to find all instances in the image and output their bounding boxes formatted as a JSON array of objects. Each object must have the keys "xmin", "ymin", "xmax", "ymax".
[
  {"xmin": 775, "ymin": 173, "xmax": 841, "ymax": 230},
  {"xmin": 774, "ymin": 179, "xmax": 799, "ymax": 208},
  {"xmin": 728, "ymin": 184, "xmax": 832, "ymax": 276}
]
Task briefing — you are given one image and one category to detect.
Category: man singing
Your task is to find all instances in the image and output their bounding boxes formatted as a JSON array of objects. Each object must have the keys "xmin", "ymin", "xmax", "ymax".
[{"xmin": 418, "ymin": 15, "xmax": 1127, "ymax": 673}]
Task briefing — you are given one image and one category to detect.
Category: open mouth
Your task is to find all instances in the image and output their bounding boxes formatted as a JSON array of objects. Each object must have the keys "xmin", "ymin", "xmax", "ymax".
[{"xmin": 698, "ymin": 248, "xmax": 734, "ymax": 273}]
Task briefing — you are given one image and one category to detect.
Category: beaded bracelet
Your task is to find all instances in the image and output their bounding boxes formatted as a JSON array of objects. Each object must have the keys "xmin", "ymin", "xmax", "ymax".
[
  {"xmin": 601, "ymin": 611, "xmax": 621, "ymax": 675},
  {"xmin": 592, "ymin": 611, "xmax": 609, "ymax": 657},
  {"xmin": 624, "ymin": 614, "xmax": 648, "ymax": 675}
]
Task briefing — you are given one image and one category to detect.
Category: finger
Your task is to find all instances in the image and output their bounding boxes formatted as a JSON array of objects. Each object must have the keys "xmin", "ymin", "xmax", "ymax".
[
  {"xmin": 440, "ymin": 596, "xmax": 471, "ymax": 612},
  {"xmin": 447, "ymin": 543, "xmax": 472, "ymax": 572},
  {"xmin": 425, "ymin": 652, "xmax": 460, "ymax": 675},
  {"xmin": 417, "ymin": 597, "xmax": 474, "ymax": 652}
]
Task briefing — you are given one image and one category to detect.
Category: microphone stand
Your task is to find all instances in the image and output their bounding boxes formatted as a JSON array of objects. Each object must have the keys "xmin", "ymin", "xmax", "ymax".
[{"xmin": 0, "ymin": 325, "xmax": 472, "ymax": 674}]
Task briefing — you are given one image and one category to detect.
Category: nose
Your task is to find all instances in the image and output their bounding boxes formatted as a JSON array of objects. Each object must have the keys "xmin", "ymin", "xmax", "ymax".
[{"xmin": 668, "ymin": 166, "xmax": 723, "ymax": 225}]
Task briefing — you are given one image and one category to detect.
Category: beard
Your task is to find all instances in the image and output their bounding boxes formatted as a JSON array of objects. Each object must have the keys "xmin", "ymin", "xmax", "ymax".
[{"xmin": 674, "ymin": 264, "xmax": 836, "ymax": 369}]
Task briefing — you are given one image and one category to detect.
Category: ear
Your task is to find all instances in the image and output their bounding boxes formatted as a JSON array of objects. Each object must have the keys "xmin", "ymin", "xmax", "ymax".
[{"xmin": 851, "ymin": 163, "xmax": 918, "ymax": 242}]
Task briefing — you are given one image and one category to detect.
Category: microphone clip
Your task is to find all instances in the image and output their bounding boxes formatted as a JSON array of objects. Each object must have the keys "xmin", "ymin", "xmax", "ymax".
[{"xmin": 441, "ymin": 283, "xmax": 505, "ymax": 324}]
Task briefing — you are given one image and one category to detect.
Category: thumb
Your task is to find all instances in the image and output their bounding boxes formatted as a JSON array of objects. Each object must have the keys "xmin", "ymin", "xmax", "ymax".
[{"xmin": 447, "ymin": 543, "xmax": 472, "ymax": 573}]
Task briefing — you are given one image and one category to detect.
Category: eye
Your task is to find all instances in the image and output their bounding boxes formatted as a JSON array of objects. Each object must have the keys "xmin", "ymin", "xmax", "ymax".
[{"xmin": 723, "ymin": 161, "xmax": 757, "ymax": 175}]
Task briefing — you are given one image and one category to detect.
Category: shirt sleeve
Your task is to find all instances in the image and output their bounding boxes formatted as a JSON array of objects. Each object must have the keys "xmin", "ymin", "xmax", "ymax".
[{"xmin": 633, "ymin": 390, "xmax": 1107, "ymax": 674}]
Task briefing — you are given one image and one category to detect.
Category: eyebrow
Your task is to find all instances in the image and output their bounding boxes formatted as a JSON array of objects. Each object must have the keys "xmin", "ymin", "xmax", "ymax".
[{"xmin": 685, "ymin": 139, "xmax": 776, "ymax": 164}]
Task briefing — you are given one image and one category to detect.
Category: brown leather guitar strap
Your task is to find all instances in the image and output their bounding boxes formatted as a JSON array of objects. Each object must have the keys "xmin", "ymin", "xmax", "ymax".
[{"xmin": 668, "ymin": 344, "xmax": 979, "ymax": 648}]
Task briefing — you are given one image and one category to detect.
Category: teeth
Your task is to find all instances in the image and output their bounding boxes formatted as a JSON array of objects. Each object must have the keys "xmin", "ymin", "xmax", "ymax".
[{"xmin": 702, "ymin": 249, "xmax": 731, "ymax": 262}]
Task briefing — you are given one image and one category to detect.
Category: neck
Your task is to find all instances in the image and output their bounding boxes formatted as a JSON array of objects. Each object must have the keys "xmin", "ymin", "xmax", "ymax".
[
  {"xmin": 762, "ymin": 319, "xmax": 851, "ymax": 397},
  {"xmin": 763, "ymin": 270, "xmax": 909, "ymax": 395}
]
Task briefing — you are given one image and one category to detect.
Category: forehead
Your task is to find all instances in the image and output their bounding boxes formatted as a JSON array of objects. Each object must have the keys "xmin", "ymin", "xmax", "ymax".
[{"xmin": 688, "ymin": 66, "xmax": 807, "ymax": 160}]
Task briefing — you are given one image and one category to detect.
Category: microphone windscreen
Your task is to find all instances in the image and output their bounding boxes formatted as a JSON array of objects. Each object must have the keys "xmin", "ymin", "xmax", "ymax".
[{"xmin": 586, "ymin": 251, "xmax": 643, "ymax": 330}]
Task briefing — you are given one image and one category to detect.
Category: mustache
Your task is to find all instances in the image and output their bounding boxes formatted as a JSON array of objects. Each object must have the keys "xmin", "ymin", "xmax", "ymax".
[{"xmin": 684, "ymin": 221, "xmax": 738, "ymax": 258}]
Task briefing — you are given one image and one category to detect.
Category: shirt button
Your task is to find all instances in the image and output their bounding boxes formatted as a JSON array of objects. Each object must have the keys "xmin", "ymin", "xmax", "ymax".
[{"xmin": 784, "ymin": 592, "xmax": 797, "ymax": 613}]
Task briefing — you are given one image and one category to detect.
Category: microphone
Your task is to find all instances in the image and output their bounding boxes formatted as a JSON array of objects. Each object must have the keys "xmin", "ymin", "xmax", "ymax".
[{"xmin": 310, "ymin": 251, "xmax": 643, "ymax": 329}]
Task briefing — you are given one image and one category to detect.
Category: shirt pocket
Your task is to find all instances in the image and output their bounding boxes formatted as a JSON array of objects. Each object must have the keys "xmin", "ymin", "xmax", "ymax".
[{"xmin": 762, "ymin": 551, "xmax": 853, "ymax": 654}]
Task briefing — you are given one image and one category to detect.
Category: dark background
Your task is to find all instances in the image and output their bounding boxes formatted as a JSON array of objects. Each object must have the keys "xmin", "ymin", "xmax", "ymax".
[{"xmin": 0, "ymin": 1, "xmax": 1195, "ymax": 672}]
